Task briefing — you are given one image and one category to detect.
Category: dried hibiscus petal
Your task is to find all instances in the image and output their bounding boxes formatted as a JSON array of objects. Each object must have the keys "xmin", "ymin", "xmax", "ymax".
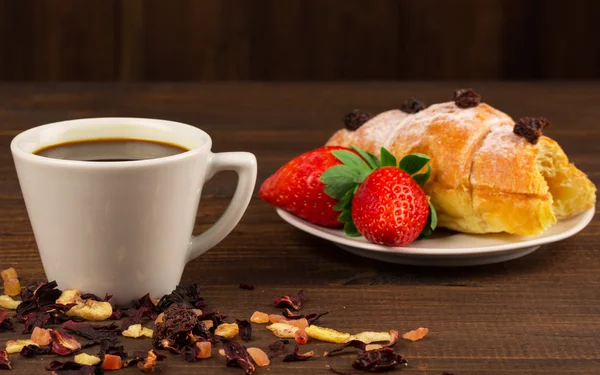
[
  {"xmin": 181, "ymin": 344, "xmax": 200, "ymax": 362},
  {"xmin": 156, "ymin": 284, "xmax": 205, "ymax": 312},
  {"xmin": 222, "ymin": 338, "xmax": 257, "ymax": 374},
  {"xmin": 236, "ymin": 319, "xmax": 252, "ymax": 341},
  {"xmin": 62, "ymin": 320, "xmax": 119, "ymax": 344},
  {"xmin": 273, "ymin": 290, "xmax": 305, "ymax": 311},
  {"xmin": 0, "ymin": 350, "xmax": 11, "ymax": 370},
  {"xmin": 20, "ymin": 344, "xmax": 53, "ymax": 358},
  {"xmin": 282, "ymin": 345, "xmax": 314, "ymax": 362},
  {"xmin": 239, "ymin": 283, "xmax": 255, "ymax": 291},
  {"xmin": 267, "ymin": 339, "xmax": 288, "ymax": 359},
  {"xmin": 196, "ymin": 311, "xmax": 226, "ymax": 333},
  {"xmin": 402, "ymin": 327, "xmax": 428, "ymax": 341},
  {"xmin": 46, "ymin": 360, "xmax": 103, "ymax": 375},
  {"xmin": 20, "ymin": 311, "xmax": 51, "ymax": 334},
  {"xmin": 0, "ymin": 309, "xmax": 13, "ymax": 331},
  {"xmin": 51, "ymin": 329, "xmax": 82, "ymax": 356},
  {"xmin": 324, "ymin": 340, "xmax": 367, "ymax": 357},
  {"xmin": 120, "ymin": 306, "xmax": 153, "ymax": 331},
  {"xmin": 352, "ymin": 347, "xmax": 407, "ymax": 372}
]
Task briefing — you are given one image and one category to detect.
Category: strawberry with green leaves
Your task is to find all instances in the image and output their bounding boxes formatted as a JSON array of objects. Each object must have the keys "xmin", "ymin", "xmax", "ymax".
[
  {"xmin": 320, "ymin": 147, "xmax": 437, "ymax": 246},
  {"xmin": 259, "ymin": 146, "xmax": 358, "ymax": 228}
]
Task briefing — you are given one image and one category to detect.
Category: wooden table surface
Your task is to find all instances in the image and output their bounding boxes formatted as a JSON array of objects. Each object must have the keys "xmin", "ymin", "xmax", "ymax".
[{"xmin": 0, "ymin": 83, "xmax": 598, "ymax": 375}]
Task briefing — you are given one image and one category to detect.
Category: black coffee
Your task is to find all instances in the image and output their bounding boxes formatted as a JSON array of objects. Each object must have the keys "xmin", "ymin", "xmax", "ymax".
[{"xmin": 34, "ymin": 138, "xmax": 189, "ymax": 162}]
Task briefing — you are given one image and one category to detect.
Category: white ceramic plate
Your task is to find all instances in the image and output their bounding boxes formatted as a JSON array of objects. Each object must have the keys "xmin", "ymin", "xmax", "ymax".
[{"xmin": 276, "ymin": 208, "xmax": 595, "ymax": 267}]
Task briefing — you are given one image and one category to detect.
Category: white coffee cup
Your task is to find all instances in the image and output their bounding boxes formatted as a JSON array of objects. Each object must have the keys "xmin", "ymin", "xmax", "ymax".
[{"xmin": 11, "ymin": 117, "xmax": 257, "ymax": 305}]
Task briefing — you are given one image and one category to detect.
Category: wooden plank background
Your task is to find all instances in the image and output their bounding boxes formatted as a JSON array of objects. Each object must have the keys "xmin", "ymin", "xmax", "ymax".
[{"xmin": 0, "ymin": 0, "xmax": 599, "ymax": 81}]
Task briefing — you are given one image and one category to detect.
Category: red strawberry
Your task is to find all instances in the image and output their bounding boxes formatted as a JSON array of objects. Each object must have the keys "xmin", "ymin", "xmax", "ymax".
[
  {"xmin": 351, "ymin": 167, "xmax": 429, "ymax": 246},
  {"xmin": 259, "ymin": 146, "xmax": 354, "ymax": 227}
]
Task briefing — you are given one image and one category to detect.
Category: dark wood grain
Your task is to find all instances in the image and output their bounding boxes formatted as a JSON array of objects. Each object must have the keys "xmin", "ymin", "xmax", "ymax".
[
  {"xmin": 0, "ymin": 83, "xmax": 599, "ymax": 374},
  {"xmin": 2, "ymin": 0, "xmax": 600, "ymax": 81}
]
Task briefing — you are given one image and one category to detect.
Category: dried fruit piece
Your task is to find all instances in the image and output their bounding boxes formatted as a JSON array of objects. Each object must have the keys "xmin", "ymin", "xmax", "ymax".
[
  {"xmin": 74, "ymin": 352, "xmax": 101, "ymax": 366},
  {"xmin": 202, "ymin": 320, "xmax": 214, "ymax": 329},
  {"xmin": 30, "ymin": 326, "xmax": 52, "ymax": 345},
  {"xmin": 122, "ymin": 324, "xmax": 143, "ymax": 338},
  {"xmin": 287, "ymin": 318, "xmax": 309, "ymax": 330},
  {"xmin": 294, "ymin": 329, "xmax": 308, "ymax": 345},
  {"xmin": 346, "ymin": 331, "xmax": 391, "ymax": 344},
  {"xmin": 51, "ymin": 330, "xmax": 82, "ymax": 356},
  {"xmin": 138, "ymin": 349, "xmax": 165, "ymax": 373},
  {"xmin": 222, "ymin": 338, "xmax": 256, "ymax": 374},
  {"xmin": 267, "ymin": 339, "xmax": 288, "ymax": 359},
  {"xmin": 236, "ymin": 319, "xmax": 252, "ymax": 341},
  {"xmin": 154, "ymin": 312, "xmax": 165, "ymax": 325},
  {"xmin": 142, "ymin": 327, "xmax": 154, "ymax": 338},
  {"xmin": 196, "ymin": 341, "xmax": 212, "ymax": 359},
  {"xmin": 400, "ymin": 98, "xmax": 426, "ymax": 114},
  {"xmin": 0, "ymin": 268, "xmax": 18, "ymax": 281},
  {"xmin": 0, "ymin": 295, "xmax": 21, "ymax": 309},
  {"xmin": 305, "ymin": 325, "xmax": 350, "ymax": 343},
  {"xmin": 266, "ymin": 323, "xmax": 299, "ymax": 338},
  {"xmin": 215, "ymin": 323, "xmax": 239, "ymax": 338},
  {"xmin": 5, "ymin": 339, "xmax": 38, "ymax": 354},
  {"xmin": 283, "ymin": 345, "xmax": 314, "ymax": 362},
  {"xmin": 103, "ymin": 353, "xmax": 123, "ymax": 370},
  {"xmin": 247, "ymin": 347, "xmax": 270, "ymax": 367},
  {"xmin": 56, "ymin": 289, "xmax": 80, "ymax": 305},
  {"xmin": 250, "ymin": 311, "xmax": 269, "ymax": 324},
  {"xmin": 268, "ymin": 314, "xmax": 288, "ymax": 324},
  {"xmin": 352, "ymin": 347, "xmax": 407, "ymax": 371},
  {"xmin": 343, "ymin": 109, "xmax": 373, "ymax": 131},
  {"xmin": 366, "ymin": 344, "xmax": 383, "ymax": 351},
  {"xmin": 273, "ymin": 290, "xmax": 305, "ymax": 311},
  {"xmin": 402, "ymin": 327, "xmax": 428, "ymax": 341},
  {"xmin": 67, "ymin": 299, "xmax": 113, "ymax": 321},
  {"xmin": 0, "ymin": 350, "xmax": 11, "ymax": 370},
  {"xmin": 513, "ymin": 117, "xmax": 550, "ymax": 144},
  {"xmin": 218, "ymin": 348, "xmax": 225, "ymax": 356},
  {"xmin": 2, "ymin": 279, "xmax": 20, "ymax": 297},
  {"xmin": 453, "ymin": 88, "xmax": 481, "ymax": 109}
]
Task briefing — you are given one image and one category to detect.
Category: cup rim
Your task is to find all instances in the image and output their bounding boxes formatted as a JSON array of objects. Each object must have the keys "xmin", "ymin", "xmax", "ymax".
[{"xmin": 10, "ymin": 117, "xmax": 212, "ymax": 168}]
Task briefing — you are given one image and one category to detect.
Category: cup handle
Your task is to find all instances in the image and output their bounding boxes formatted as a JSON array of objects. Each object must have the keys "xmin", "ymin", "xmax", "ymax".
[{"xmin": 186, "ymin": 151, "xmax": 257, "ymax": 262}]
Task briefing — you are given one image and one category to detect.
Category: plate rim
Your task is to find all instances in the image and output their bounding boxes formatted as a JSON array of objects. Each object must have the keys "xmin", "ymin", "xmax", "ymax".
[{"xmin": 275, "ymin": 207, "xmax": 595, "ymax": 256}]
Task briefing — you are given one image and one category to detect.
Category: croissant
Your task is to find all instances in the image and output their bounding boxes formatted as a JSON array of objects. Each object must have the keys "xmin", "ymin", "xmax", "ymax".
[{"xmin": 325, "ymin": 92, "xmax": 596, "ymax": 236}]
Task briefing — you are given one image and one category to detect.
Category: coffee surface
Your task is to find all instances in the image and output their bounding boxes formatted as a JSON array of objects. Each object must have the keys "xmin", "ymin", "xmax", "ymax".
[{"xmin": 34, "ymin": 138, "xmax": 188, "ymax": 162}]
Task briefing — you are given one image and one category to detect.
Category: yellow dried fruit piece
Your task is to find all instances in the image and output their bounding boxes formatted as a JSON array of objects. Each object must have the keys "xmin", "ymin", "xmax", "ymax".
[
  {"xmin": 0, "ymin": 268, "xmax": 18, "ymax": 281},
  {"xmin": 155, "ymin": 312, "xmax": 165, "ymax": 325},
  {"xmin": 247, "ymin": 347, "xmax": 270, "ymax": 367},
  {"xmin": 122, "ymin": 324, "xmax": 143, "ymax": 338},
  {"xmin": 74, "ymin": 353, "xmax": 101, "ymax": 366},
  {"xmin": 346, "ymin": 331, "xmax": 391, "ymax": 344},
  {"xmin": 0, "ymin": 295, "xmax": 21, "ymax": 309},
  {"xmin": 141, "ymin": 327, "xmax": 153, "ymax": 338},
  {"xmin": 402, "ymin": 327, "xmax": 429, "ymax": 341},
  {"xmin": 250, "ymin": 311, "xmax": 269, "ymax": 324},
  {"xmin": 66, "ymin": 300, "xmax": 113, "ymax": 321},
  {"xmin": 214, "ymin": 323, "xmax": 239, "ymax": 338},
  {"xmin": 5, "ymin": 339, "xmax": 38, "ymax": 354},
  {"xmin": 202, "ymin": 320, "xmax": 214, "ymax": 329},
  {"xmin": 365, "ymin": 344, "xmax": 383, "ymax": 351},
  {"xmin": 218, "ymin": 348, "xmax": 226, "ymax": 356},
  {"xmin": 305, "ymin": 325, "xmax": 350, "ymax": 344},
  {"xmin": 3, "ymin": 279, "xmax": 21, "ymax": 297},
  {"xmin": 56, "ymin": 289, "xmax": 81, "ymax": 304},
  {"xmin": 266, "ymin": 323, "xmax": 299, "ymax": 338}
]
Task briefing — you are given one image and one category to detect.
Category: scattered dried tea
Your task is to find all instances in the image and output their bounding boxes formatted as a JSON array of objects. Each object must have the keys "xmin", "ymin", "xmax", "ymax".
[
  {"xmin": 0, "ymin": 309, "xmax": 13, "ymax": 331},
  {"xmin": 196, "ymin": 311, "xmax": 226, "ymax": 332},
  {"xmin": 20, "ymin": 344, "xmax": 53, "ymax": 358},
  {"xmin": 250, "ymin": 311, "xmax": 269, "ymax": 324},
  {"xmin": 305, "ymin": 325, "xmax": 350, "ymax": 343},
  {"xmin": 215, "ymin": 322, "xmax": 239, "ymax": 338},
  {"xmin": 352, "ymin": 347, "xmax": 407, "ymax": 372},
  {"xmin": 62, "ymin": 320, "xmax": 119, "ymax": 345},
  {"xmin": 46, "ymin": 360, "xmax": 103, "ymax": 375},
  {"xmin": 152, "ymin": 305, "xmax": 204, "ymax": 350},
  {"xmin": 0, "ymin": 350, "xmax": 10, "ymax": 370},
  {"xmin": 402, "ymin": 327, "xmax": 428, "ymax": 342},
  {"xmin": 239, "ymin": 283, "xmax": 255, "ymax": 291},
  {"xmin": 74, "ymin": 353, "xmax": 101, "ymax": 366},
  {"xmin": 267, "ymin": 339, "xmax": 289, "ymax": 359},
  {"xmin": 5, "ymin": 339, "xmax": 38, "ymax": 354},
  {"xmin": 137, "ymin": 349, "xmax": 166, "ymax": 373},
  {"xmin": 181, "ymin": 343, "xmax": 200, "ymax": 362},
  {"xmin": 0, "ymin": 294, "xmax": 21, "ymax": 310},
  {"xmin": 236, "ymin": 319, "xmax": 252, "ymax": 341},
  {"xmin": 119, "ymin": 307, "xmax": 153, "ymax": 331},
  {"xmin": 80, "ymin": 293, "xmax": 111, "ymax": 302},
  {"xmin": 273, "ymin": 290, "xmax": 305, "ymax": 311},
  {"xmin": 267, "ymin": 323, "xmax": 299, "ymax": 338},
  {"xmin": 222, "ymin": 338, "xmax": 257, "ymax": 374},
  {"xmin": 247, "ymin": 347, "xmax": 270, "ymax": 367},
  {"xmin": 156, "ymin": 284, "xmax": 205, "ymax": 312},
  {"xmin": 31, "ymin": 326, "xmax": 52, "ymax": 345},
  {"xmin": 282, "ymin": 309, "xmax": 328, "ymax": 325},
  {"xmin": 283, "ymin": 345, "xmax": 314, "ymax": 362},
  {"xmin": 51, "ymin": 330, "xmax": 82, "ymax": 356},
  {"xmin": 324, "ymin": 340, "xmax": 368, "ymax": 357},
  {"xmin": 269, "ymin": 314, "xmax": 289, "ymax": 324}
]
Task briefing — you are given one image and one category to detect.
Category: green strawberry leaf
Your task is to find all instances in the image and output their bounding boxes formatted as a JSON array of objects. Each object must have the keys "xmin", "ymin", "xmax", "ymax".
[
  {"xmin": 380, "ymin": 147, "xmax": 397, "ymax": 167},
  {"xmin": 338, "ymin": 209, "xmax": 352, "ymax": 223},
  {"xmin": 412, "ymin": 164, "xmax": 431, "ymax": 187},
  {"xmin": 351, "ymin": 146, "xmax": 380, "ymax": 170},
  {"xmin": 344, "ymin": 221, "xmax": 361, "ymax": 237},
  {"xmin": 418, "ymin": 200, "xmax": 438, "ymax": 239},
  {"xmin": 333, "ymin": 189, "xmax": 354, "ymax": 211},
  {"xmin": 332, "ymin": 150, "xmax": 372, "ymax": 175},
  {"xmin": 320, "ymin": 165, "xmax": 361, "ymax": 200},
  {"xmin": 399, "ymin": 153, "xmax": 430, "ymax": 175}
]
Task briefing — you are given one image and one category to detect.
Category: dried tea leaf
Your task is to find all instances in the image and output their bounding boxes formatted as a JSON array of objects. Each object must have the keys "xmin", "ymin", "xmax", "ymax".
[
  {"xmin": 402, "ymin": 327, "xmax": 429, "ymax": 341},
  {"xmin": 236, "ymin": 319, "xmax": 252, "ymax": 341},
  {"xmin": 324, "ymin": 340, "xmax": 367, "ymax": 357},
  {"xmin": 266, "ymin": 323, "xmax": 299, "ymax": 338},
  {"xmin": 273, "ymin": 290, "xmax": 305, "ymax": 311},
  {"xmin": 267, "ymin": 339, "xmax": 288, "ymax": 359},
  {"xmin": 215, "ymin": 323, "xmax": 239, "ymax": 338},
  {"xmin": 74, "ymin": 352, "xmax": 101, "ymax": 366},
  {"xmin": 305, "ymin": 325, "xmax": 350, "ymax": 343},
  {"xmin": 0, "ymin": 294, "xmax": 21, "ymax": 309},
  {"xmin": 156, "ymin": 284, "xmax": 205, "ymax": 312},
  {"xmin": 250, "ymin": 311, "xmax": 269, "ymax": 324},
  {"xmin": 247, "ymin": 347, "xmax": 269, "ymax": 367},
  {"xmin": 222, "ymin": 338, "xmax": 257, "ymax": 374},
  {"xmin": 352, "ymin": 347, "xmax": 407, "ymax": 371},
  {"xmin": 5, "ymin": 339, "xmax": 38, "ymax": 354},
  {"xmin": 51, "ymin": 329, "xmax": 82, "ymax": 356},
  {"xmin": 0, "ymin": 350, "xmax": 10, "ymax": 370},
  {"xmin": 0, "ymin": 310, "xmax": 13, "ymax": 331},
  {"xmin": 20, "ymin": 344, "xmax": 53, "ymax": 358},
  {"xmin": 283, "ymin": 345, "xmax": 314, "ymax": 362}
]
